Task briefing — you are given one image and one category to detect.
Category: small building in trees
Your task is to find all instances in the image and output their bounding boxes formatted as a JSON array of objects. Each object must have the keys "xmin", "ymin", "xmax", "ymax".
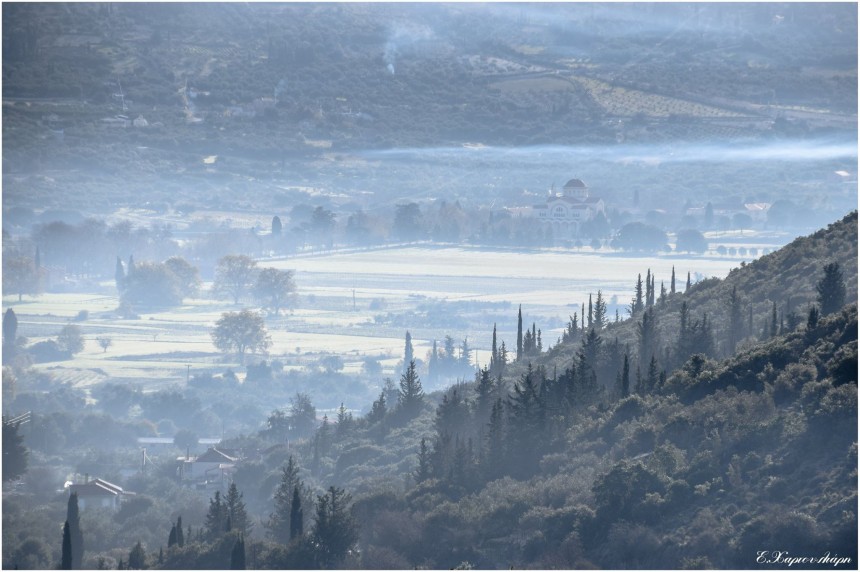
[
  {"xmin": 532, "ymin": 178, "xmax": 606, "ymax": 238},
  {"xmin": 177, "ymin": 447, "xmax": 239, "ymax": 486},
  {"xmin": 67, "ymin": 477, "xmax": 134, "ymax": 511}
]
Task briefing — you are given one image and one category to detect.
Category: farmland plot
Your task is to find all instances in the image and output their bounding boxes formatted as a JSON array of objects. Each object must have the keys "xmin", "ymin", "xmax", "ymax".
[{"xmin": 4, "ymin": 243, "xmax": 781, "ymax": 397}]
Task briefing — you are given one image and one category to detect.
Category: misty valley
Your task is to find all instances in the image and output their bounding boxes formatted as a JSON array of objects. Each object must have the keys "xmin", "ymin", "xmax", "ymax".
[{"xmin": 2, "ymin": 3, "xmax": 857, "ymax": 571}]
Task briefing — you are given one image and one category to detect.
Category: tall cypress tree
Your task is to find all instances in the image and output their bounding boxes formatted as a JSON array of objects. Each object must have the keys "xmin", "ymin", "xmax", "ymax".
[
  {"xmin": 61, "ymin": 521, "xmax": 72, "ymax": 570},
  {"xmin": 490, "ymin": 324, "xmax": 498, "ymax": 373},
  {"xmin": 176, "ymin": 516, "xmax": 184, "ymax": 547},
  {"xmin": 686, "ymin": 271, "xmax": 692, "ymax": 291},
  {"xmin": 726, "ymin": 286, "xmax": 744, "ymax": 354},
  {"xmin": 516, "ymin": 305, "xmax": 523, "ymax": 362},
  {"xmin": 290, "ymin": 485, "xmax": 304, "ymax": 540},
  {"xmin": 67, "ymin": 492, "xmax": 84, "ymax": 569},
  {"xmin": 403, "ymin": 331, "xmax": 414, "ymax": 374},
  {"xmin": 671, "ymin": 266, "xmax": 676, "ymax": 294},
  {"xmin": 620, "ymin": 353, "xmax": 630, "ymax": 398},
  {"xmin": 587, "ymin": 294, "xmax": 593, "ymax": 329},
  {"xmin": 230, "ymin": 537, "xmax": 246, "ymax": 570},
  {"xmin": 645, "ymin": 269, "xmax": 653, "ymax": 308},
  {"xmin": 115, "ymin": 257, "xmax": 125, "ymax": 292}
]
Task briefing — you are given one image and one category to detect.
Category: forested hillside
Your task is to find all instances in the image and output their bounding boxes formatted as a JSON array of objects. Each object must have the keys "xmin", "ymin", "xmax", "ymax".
[{"xmin": 4, "ymin": 212, "xmax": 848, "ymax": 570}]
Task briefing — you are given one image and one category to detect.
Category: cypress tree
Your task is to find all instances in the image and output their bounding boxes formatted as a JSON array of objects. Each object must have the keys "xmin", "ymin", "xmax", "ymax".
[
  {"xmin": 230, "ymin": 536, "xmax": 246, "ymax": 570},
  {"xmin": 727, "ymin": 286, "xmax": 744, "ymax": 353},
  {"xmin": 127, "ymin": 254, "xmax": 135, "ymax": 276},
  {"xmin": 671, "ymin": 266, "xmax": 676, "ymax": 294},
  {"xmin": 61, "ymin": 521, "xmax": 73, "ymax": 570},
  {"xmin": 807, "ymin": 305, "xmax": 819, "ymax": 330},
  {"xmin": 581, "ymin": 303, "xmax": 586, "ymax": 334},
  {"xmin": 770, "ymin": 301, "xmax": 778, "ymax": 338},
  {"xmin": 490, "ymin": 324, "xmax": 498, "ymax": 373},
  {"xmin": 168, "ymin": 524, "xmax": 177, "ymax": 548},
  {"xmin": 128, "ymin": 541, "xmax": 146, "ymax": 570},
  {"xmin": 516, "ymin": 305, "xmax": 523, "ymax": 361},
  {"xmin": 587, "ymin": 294, "xmax": 593, "ymax": 329},
  {"xmin": 531, "ymin": 323, "xmax": 537, "ymax": 355},
  {"xmin": 176, "ymin": 516, "xmax": 184, "ymax": 547},
  {"xmin": 403, "ymin": 331, "xmax": 414, "ymax": 374},
  {"xmin": 621, "ymin": 353, "xmax": 630, "ymax": 397},
  {"xmin": 686, "ymin": 271, "xmax": 691, "ymax": 291},
  {"xmin": 659, "ymin": 282, "xmax": 667, "ymax": 305},
  {"xmin": 645, "ymin": 269, "xmax": 653, "ymax": 308},
  {"xmin": 67, "ymin": 492, "xmax": 84, "ymax": 569},
  {"xmin": 115, "ymin": 257, "xmax": 125, "ymax": 292},
  {"xmin": 288, "ymin": 486, "xmax": 304, "ymax": 541}
]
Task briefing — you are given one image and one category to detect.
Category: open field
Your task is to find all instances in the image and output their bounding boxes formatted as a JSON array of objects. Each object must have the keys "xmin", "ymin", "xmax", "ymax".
[{"xmin": 4, "ymin": 243, "xmax": 784, "ymax": 399}]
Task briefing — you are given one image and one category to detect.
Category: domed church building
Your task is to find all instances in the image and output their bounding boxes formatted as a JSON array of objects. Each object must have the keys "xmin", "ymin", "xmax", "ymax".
[{"xmin": 532, "ymin": 178, "xmax": 606, "ymax": 238}]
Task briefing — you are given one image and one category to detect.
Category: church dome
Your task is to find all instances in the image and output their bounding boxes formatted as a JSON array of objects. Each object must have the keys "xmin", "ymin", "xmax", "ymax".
[{"xmin": 564, "ymin": 178, "xmax": 587, "ymax": 189}]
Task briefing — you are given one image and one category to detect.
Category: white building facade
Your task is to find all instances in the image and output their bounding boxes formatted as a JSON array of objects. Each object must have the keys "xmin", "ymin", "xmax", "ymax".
[{"xmin": 532, "ymin": 178, "xmax": 606, "ymax": 239}]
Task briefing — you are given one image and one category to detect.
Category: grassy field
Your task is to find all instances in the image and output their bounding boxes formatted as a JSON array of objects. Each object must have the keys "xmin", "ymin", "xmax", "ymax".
[{"xmin": 4, "ymin": 242, "xmax": 785, "ymax": 399}]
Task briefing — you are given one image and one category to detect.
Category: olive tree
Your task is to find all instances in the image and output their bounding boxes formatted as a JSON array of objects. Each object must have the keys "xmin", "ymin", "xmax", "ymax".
[{"xmin": 211, "ymin": 309, "xmax": 271, "ymax": 364}]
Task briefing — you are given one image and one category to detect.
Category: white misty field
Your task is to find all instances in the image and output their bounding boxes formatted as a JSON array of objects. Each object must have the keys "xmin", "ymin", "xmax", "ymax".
[{"xmin": 5, "ymin": 245, "xmax": 767, "ymax": 389}]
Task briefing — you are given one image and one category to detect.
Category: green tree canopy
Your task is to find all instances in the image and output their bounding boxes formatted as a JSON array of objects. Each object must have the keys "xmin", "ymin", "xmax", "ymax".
[{"xmin": 211, "ymin": 310, "xmax": 271, "ymax": 364}]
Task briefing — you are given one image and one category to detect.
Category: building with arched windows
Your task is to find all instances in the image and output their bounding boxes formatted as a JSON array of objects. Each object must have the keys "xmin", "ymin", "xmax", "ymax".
[{"xmin": 532, "ymin": 178, "xmax": 606, "ymax": 238}]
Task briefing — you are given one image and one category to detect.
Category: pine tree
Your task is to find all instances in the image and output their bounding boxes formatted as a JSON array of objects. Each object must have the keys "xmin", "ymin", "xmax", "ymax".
[
  {"xmin": 366, "ymin": 391, "xmax": 387, "ymax": 425},
  {"xmin": 646, "ymin": 355, "xmax": 659, "ymax": 393},
  {"xmin": 671, "ymin": 266, "xmax": 676, "ymax": 294},
  {"xmin": 414, "ymin": 437, "xmax": 431, "ymax": 484},
  {"xmin": 398, "ymin": 360, "xmax": 424, "ymax": 418},
  {"xmin": 484, "ymin": 398, "xmax": 506, "ymax": 480},
  {"xmin": 225, "ymin": 482, "xmax": 252, "ymax": 536},
  {"xmin": 61, "ymin": 521, "xmax": 73, "ymax": 570},
  {"xmin": 290, "ymin": 486, "xmax": 304, "ymax": 540},
  {"xmin": 475, "ymin": 367, "xmax": 494, "ymax": 420},
  {"xmin": 269, "ymin": 456, "xmax": 302, "ymax": 543},
  {"xmin": 67, "ymin": 492, "xmax": 84, "ymax": 569},
  {"xmin": 205, "ymin": 491, "xmax": 228, "ymax": 541},
  {"xmin": 403, "ymin": 331, "xmax": 414, "ymax": 373},
  {"xmin": 631, "ymin": 274, "xmax": 644, "ymax": 316},
  {"xmin": 817, "ymin": 262, "xmax": 846, "ymax": 315},
  {"xmin": 311, "ymin": 487, "xmax": 357, "ymax": 568},
  {"xmin": 516, "ymin": 305, "xmax": 523, "ymax": 361}
]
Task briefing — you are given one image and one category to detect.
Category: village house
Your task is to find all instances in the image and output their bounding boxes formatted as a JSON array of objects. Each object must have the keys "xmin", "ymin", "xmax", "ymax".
[
  {"xmin": 177, "ymin": 447, "xmax": 239, "ymax": 488},
  {"xmin": 532, "ymin": 178, "xmax": 606, "ymax": 238},
  {"xmin": 67, "ymin": 477, "xmax": 134, "ymax": 511}
]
